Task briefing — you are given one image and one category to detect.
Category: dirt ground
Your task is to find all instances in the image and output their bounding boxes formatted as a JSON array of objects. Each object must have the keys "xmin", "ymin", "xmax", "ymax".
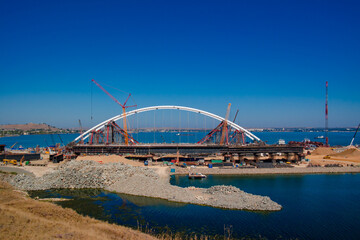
[
  {"xmin": 76, "ymin": 154, "xmax": 144, "ymax": 167},
  {"xmin": 0, "ymin": 180, "xmax": 156, "ymax": 240},
  {"xmin": 307, "ymin": 147, "xmax": 360, "ymax": 166}
]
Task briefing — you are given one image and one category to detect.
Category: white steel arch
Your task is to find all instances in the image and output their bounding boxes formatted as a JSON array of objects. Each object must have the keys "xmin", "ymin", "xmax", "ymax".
[{"xmin": 74, "ymin": 105, "xmax": 261, "ymax": 142}]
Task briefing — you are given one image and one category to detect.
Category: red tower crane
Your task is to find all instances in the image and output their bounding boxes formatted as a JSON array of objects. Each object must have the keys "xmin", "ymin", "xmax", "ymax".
[
  {"xmin": 325, "ymin": 81, "xmax": 329, "ymax": 147},
  {"xmin": 220, "ymin": 103, "xmax": 231, "ymax": 145},
  {"xmin": 91, "ymin": 79, "xmax": 136, "ymax": 145}
]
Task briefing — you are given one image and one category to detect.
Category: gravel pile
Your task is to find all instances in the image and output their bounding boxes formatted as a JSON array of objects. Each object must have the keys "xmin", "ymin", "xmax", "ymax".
[
  {"xmin": 6, "ymin": 160, "xmax": 282, "ymax": 211},
  {"xmin": 205, "ymin": 185, "xmax": 244, "ymax": 195},
  {"xmin": 10, "ymin": 160, "xmax": 158, "ymax": 190}
]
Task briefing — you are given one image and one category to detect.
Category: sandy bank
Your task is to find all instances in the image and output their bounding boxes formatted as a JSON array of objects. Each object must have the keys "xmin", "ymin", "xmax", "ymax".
[
  {"xmin": 76, "ymin": 154, "xmax": 144, "ymax": 166},
  {"xmin": 306, "ymin": 147, "xmax": 360, "ymax": 167}
]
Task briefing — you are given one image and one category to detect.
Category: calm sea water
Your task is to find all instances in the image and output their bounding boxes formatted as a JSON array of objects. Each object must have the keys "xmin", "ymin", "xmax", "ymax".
[
  {"xmin": 29, "ymin": 173, "xmax": 360, "ymax": 240},
  {"xmin": 0, "ymin": 131, "xmax": 358, "ymax": 148}
]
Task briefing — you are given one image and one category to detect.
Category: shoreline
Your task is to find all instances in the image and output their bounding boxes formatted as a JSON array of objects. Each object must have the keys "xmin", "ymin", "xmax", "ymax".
[
  {"xmin": 2, "ymin": 161, "xmax": 282, "ymax": 211},
  {"xmin": 171, "ymin": 166, "xmax": 360, "ymax": 176},
  {"xmin": 3, "ymin": 158, "xmax": 360, "ymax": 212}
]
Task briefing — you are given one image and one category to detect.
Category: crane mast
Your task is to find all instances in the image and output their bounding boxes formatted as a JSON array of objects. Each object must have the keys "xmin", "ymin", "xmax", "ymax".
[
  {"xmin": 220, "ymin": 103, "xmax": 231, "ymax": 145},
  {"xmin": 79, "ymin": 119, "xmax": 84, "ymax": 144}
]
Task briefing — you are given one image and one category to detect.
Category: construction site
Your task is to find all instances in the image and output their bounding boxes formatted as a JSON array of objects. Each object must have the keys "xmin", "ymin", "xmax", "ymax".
[
  {"xmin": 62, "ymin": 79, "xmax": 307, "ymax": 168},
  {"xmin": 2, "ymin": 81, "xmax": 359, "ymax": 170}
]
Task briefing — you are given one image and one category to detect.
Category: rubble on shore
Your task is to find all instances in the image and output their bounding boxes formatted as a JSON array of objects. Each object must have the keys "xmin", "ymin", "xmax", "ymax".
[{"xmin": 6, "ymin": 160, "xmax": 282, "ymax": 211}]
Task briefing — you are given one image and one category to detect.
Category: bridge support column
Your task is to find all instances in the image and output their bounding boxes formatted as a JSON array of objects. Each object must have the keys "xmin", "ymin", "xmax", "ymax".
[
  {"xmin": 238, "ymin": 154, "xmax": 245, "ymax": 165},
  {"xmin": 254, "ymin": 153, "xmax": 260, "ymax": 163},
  {"xmin": 286, "ymin": 153, "xmax": 294, "ymax": 162},
  {"xmin": 224, "ymin": 154, "xmax": 231, "ymax": 162},
  {"xmin": 270, "ymin": 153, "xmax": 277, "ymax": 165}
]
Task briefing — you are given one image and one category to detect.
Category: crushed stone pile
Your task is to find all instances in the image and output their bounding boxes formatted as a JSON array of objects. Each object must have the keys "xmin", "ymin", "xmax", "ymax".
[
  {"xmin": 205, "ymin": 185, "xmax": 244, "ymax": 195},
  {"xmin": 6, "ymin": 160, "xmax": 282, "ymax": 211},
  {"xmin": 10, "ymin": 160, "xmax": 158, "ymax": 191}
]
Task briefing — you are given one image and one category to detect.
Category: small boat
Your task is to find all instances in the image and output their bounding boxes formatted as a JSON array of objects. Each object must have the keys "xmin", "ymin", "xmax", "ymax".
[
  {"xmin": 188, "ymin": 172, "xmax": 206, "ymax": 179},
  {"xmin": 315, "ymin": 136, "xmax": 324, "ymax": 139}
]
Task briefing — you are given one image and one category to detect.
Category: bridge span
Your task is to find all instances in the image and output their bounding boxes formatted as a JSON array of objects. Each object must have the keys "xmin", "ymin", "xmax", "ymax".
[
  {"xmin": 70, "ymin": 105, "xmax": 304, "ymax": 163},
  {"xmin": 71, "ymin": 143, "xmax": 304, "ymax": 162}
]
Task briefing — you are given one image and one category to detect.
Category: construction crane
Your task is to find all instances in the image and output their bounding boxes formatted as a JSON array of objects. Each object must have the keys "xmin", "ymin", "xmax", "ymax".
[
  {"xmin": 10, "ymin": 142, "xmax": 18, "ymax": 149},
  {"xmin": 350, "ymin": 123, "xmax": 360, "ymax": 146},
  {"xmin": 78, "ymin": 119, "xmax": 84, "ymax": 144},
  {"xmin": 232, "ymin": 109, "xmax": 239, "ymax": 123},
  {"xmin": 325, "ymin": 81, "xmax": 329, "ymax": 147},
  {"xmin": 91, "ymin": 79, "xmax": 137, "ymax": 145},
  {"xmin": 220, "ymin": 103, "xmax": 231, "ymax": 145}
]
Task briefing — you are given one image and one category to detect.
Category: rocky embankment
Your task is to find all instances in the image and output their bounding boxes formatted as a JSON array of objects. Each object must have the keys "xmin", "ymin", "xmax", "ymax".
[{"xmin": 5, "ymin": 160, "xmax": 282, "ymax": 211}]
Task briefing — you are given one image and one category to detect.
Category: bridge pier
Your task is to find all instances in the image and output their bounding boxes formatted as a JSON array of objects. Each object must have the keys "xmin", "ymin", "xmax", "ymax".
[
  {"xmin": 224, "ymin": 154, "xmax": 232, "ymax": 162},
  {"xmin": 270, "ymin": 153, "xmax": 277, "ymax": 165},
  {"xmin": 238, "ymin": 153, "xmax": 245, "ymax": 165},
  {"xmin": 285, "ymin": 152, "xmax": 295, "ymax": 162},
  {"xmin": 254, "ymin": 153, "xmax": 261, "ymax": 163}
]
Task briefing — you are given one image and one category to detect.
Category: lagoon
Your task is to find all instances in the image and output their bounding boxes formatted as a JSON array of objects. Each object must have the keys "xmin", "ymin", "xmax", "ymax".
[{"xmin": 29, "ymin": 173, "xmax": 360, "ymax": 239}]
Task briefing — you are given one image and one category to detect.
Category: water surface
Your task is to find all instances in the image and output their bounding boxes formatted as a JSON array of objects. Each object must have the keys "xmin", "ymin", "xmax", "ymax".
[{"xmin": 29, "ymin": 174, "xmax": 360, "ymax": 239}]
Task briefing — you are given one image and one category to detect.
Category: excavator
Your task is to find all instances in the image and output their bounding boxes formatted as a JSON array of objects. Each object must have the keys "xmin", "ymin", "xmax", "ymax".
[{"xmin": 2, "ymin": 156, "xmax": 24, "ymax": 166}]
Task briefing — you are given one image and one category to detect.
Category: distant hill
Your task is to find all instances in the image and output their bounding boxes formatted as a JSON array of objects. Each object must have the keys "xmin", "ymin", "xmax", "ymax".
[{"xmin": 0, "ymin": 123, "xmax": 60, "ymax": 131}]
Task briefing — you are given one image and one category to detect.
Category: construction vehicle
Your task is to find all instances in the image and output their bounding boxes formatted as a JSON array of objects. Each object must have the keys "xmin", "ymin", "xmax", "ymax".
[
  {"xmin": 2, "ymin": 159, "xmax": 17, "ymax": 165},
  {"xmin": 19, "ymin": 156, "xmax": 24, "ymax": 166},
  {"xmin": 10, "ymin": 159, "xmax": 17, "ymax": 165}
]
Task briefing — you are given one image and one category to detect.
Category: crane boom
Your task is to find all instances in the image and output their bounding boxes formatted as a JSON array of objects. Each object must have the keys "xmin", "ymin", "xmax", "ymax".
[
  {"xmin": 350, "ymin": 123, "xmax": 360, "ymax": 146},
  {"xmin": 232, "ymin": 109, "xmax": 239, "ymax": 123},
  {"xmin": 92, "ymin": 79, "xmax": 124, "ymax": 107},
  {"xmin": 220, "ymin": 103, "xmax": 231, "ymax": 145},
  {"xmin": 79, "ymin": 119, "xmax": 84, "ymax": 144}
]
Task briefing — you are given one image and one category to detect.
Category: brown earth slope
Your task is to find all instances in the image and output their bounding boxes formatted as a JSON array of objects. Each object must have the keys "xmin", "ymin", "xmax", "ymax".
[
  {"xmin": 311, "ymin": 147, "xmax": 335, "ymax": 155},
  {"xmin": 0, "ymin": 123, "xmax": 59, "ymax": 131},
  {"xmin": 330, "ymin": 147, "xmax": 360, "ymax": 159},
  {"xmin": 0, "ymin": 181, "xmax": 156, "ymax": 240},
  {"xmin": 76, "ymin": 154, "xmax": 144, "ymax": 167}
]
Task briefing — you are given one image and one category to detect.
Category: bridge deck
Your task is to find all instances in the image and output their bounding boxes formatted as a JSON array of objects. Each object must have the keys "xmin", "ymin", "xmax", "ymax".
[{"xmin": 71, "ymin": 144, "xmax": 304, "ymax": 158}]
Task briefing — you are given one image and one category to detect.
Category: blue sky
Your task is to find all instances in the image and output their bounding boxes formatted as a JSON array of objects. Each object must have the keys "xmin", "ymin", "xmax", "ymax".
[{"xmin": 1, "ymin": 0, "xmax": 359, "ymax": 128}]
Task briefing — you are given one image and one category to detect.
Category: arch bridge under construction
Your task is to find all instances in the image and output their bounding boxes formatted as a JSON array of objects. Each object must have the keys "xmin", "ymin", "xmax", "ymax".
[{"xmin": 69, "ymin": 105, "xmax": 304, "ymax": 163}]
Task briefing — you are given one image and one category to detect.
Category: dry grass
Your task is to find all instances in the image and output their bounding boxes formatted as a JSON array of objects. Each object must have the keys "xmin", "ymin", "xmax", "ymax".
[
  {"xmin": 0, "ymin": 180, "xmax": 216, "ymax": 240},
  {"xmin": 0, "ymin": 181, "xmax": 157, "ymax": 240}
]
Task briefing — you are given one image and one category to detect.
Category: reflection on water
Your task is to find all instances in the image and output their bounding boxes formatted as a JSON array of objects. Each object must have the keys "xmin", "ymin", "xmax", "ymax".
[{"xmin": 29, "ymin": 173, "xmax": 360, "ymax": 240}]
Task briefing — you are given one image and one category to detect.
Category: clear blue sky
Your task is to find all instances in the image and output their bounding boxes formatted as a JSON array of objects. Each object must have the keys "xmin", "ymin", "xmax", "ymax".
[{"xmin": 1, "ymin": 0, "xmax": 359, "ymax": 128}]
